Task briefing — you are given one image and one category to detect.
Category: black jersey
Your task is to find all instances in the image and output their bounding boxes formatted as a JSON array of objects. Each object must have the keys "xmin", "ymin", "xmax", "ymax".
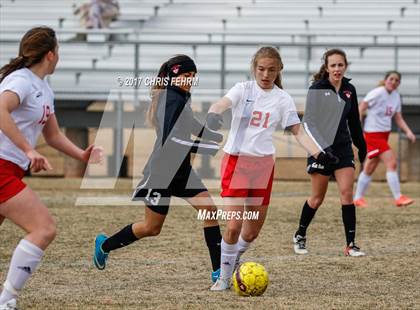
[
  {"xmin": 141, "ymin": 85, "xmax": 222, "ymax": 188},
  {"xmin": 304, "ymin": 77, "xmax": 366, "ymax": 158}
]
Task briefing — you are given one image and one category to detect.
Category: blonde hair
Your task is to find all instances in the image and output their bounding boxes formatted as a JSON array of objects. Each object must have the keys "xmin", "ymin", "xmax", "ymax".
[
  {"xmin": 251, "ymin": 46, "xmax": 283, "ymax": 89},
  {"xmin": 378, "ymin": 70, "xmax": 401, "ymax": 87}
]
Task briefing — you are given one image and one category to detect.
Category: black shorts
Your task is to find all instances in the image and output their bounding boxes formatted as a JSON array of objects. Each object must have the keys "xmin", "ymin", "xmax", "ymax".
[
  {"xmin": 307, "ymin": 155, "xmax": 355, "ymax": 176},
  {"xmin": 132, "ymin": 170, "xmax": 207, "ymax": 215}
]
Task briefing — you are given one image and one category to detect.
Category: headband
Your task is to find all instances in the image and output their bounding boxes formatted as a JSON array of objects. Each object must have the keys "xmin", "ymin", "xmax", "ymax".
[{"xmin": 167, "ymin": 58, "xmax": 197, "ymax": 78}]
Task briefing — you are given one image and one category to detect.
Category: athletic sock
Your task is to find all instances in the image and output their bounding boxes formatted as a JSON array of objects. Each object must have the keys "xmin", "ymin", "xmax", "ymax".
[
  {"xmin": 342, "ymin": 204, "xmax": 356, "ymax": 246},
  {"xmin": 234, "ymin": 235, "xmax": 251, "ymax": 267},
  {"xmin": 219, "ymin": 239, "xmax": 237, "ymax": 281},
  {"xmin": 101, "ymin": 224, "xmax": 138, "ymax": 253},
  {"xmin": 354, "ymin": 171, "xmax": 372, "ymax": 200},
  {"xmin": 296, "ymin": 201, "xmax": 317, "ymax": 237},
  {"xmin": 0, "ymin": 239, "xmax": 44, "ymax": 304},
  {"xmin": 386, "ymin": 171, "xmax": 401, "ymax": 199},
  {"xmin": 203, "ymin": 225, "xmax": 222, "ymax": 271}
]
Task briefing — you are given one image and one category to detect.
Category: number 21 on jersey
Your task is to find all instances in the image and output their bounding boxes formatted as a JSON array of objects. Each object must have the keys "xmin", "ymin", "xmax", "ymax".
[{"xmin": 250, "ymin": 111, "xmax": 270, "ymax": 128}]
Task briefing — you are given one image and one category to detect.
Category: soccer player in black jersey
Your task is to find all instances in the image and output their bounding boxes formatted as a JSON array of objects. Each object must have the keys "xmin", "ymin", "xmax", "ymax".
[
  {"xmin": 93, "ymin": 55, "xmax": 223, "ymax": 283},
  {"xmin": 293, "ymin": 49, "xmax": 367, "ymax": 257}
]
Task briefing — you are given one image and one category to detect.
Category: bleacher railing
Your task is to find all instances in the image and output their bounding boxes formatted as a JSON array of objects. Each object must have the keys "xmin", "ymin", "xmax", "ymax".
[{"xmin": 2, "ymin": 33, "xmax": 419, "ymax": 103}]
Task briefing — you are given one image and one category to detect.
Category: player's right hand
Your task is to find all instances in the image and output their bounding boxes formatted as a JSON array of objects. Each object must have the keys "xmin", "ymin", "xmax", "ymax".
[
  {"xmin": 206, "ymin": 112, "xmax": 223, "ymax": 131},
  {"xmin": 406, "ymin": 131, "xmax": 416, "ymax": 144},
  {"xmin": 316, "ymin": 151, "xmax": 339, "ymax": 166},
  {"xmin": 26, "ymin": 149, "xmax": 53, "ymax": 172}
]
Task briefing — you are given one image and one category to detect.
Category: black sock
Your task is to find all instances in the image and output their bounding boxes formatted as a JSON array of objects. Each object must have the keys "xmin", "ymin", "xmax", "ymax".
[
  {"xmin": 204, "ymin": 225, "xmax": 221, "ymax": 271},
  {"xmin": 296, "ymin": 201, "xmax": 317, "ymax": 237},
  {"xmin": 342, "ymin": 204, "xmax": 356, "ymax": 246},
  {"xmin": 102, "ymin": 224, "xmax": 139, "ymax": 253}
]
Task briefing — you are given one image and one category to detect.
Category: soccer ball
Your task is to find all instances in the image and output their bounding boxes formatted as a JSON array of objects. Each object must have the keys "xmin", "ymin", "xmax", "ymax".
[{"xmin": 232, "ymin": 262, "xmax": 269, "ymax": 296}]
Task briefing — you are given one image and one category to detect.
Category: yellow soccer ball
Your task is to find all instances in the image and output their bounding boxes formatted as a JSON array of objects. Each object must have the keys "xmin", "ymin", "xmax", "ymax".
[{"xmin": 232, "ymin": 262, "xmax": 269, "ymax": 296}]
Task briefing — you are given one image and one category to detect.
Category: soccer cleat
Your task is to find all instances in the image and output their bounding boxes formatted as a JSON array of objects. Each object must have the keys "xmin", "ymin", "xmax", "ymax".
[
  {"xmin": 211, "ymin": 268, "xmax": 220, "ymax": 283},
  {"xmin": 354, "ymin": 197, "xmax": 368, "ymax": 208},
  {"xmin": 395, "ymin": 195, "xmax": 414, "ymax": 207},
  {"xmin": 210, "ymin": 278, "xmax": 230, "ymax": 291},
  {"xmin": 344, "ymin": 242, "xmax": 366, "ymax": 257},
  {"xmin": 293, "ymin": 233, "xmax": 308, "ymax": 255},
  {"xmin": 93, "ymin": 234, "xmax": 109, "ymax": 270},
  {"xmin": 0, "ymin": 299, "xmax": 17, "ymax": 310}
]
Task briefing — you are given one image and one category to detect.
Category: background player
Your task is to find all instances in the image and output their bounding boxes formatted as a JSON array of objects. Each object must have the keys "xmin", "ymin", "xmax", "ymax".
[
  {"xmin": 293, "ymin": 49, "xmax": 367, "ymax": 257},
  {"xmin": 93, "ymin": 55, "xmax": 223, "ymax": 284},
  {"xmin": 0, "ymin": 26, "xmax": 103, "ymax": 309},
  {"xmin": 207, "ymin": 46, "xmax": 334, "ymax": 290},
  {"xmin": 354, "ymin": 71, "xmax": 416, "ymax": 208}
]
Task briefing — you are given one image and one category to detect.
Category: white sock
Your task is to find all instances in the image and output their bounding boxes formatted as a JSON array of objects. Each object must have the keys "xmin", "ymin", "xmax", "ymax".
[
  {"xmin": 0, "ymin": 239, "xmax": 44, "ymax": 304},
  {"xmin": 234, "ymin": 235, "xmax": 251, "ymax": 267},
  {"xmin": 386, "ymin": 171, "xmax": 401, "ymax": 199},
  {"xmin": 219, "ymin": 239, "xmax": 237, "ymax": 281},
  {"xmin": 354, "ymin": 171, "xmax": 372, "ymax": 200}
]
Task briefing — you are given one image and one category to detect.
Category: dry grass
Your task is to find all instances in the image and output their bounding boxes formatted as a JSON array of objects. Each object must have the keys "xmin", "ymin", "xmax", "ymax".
[{"xmin": 0, "ymin": 178, "xmax": 419, "ymax": 309}]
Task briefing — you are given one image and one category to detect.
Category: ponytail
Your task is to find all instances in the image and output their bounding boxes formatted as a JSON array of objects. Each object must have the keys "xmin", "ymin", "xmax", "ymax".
[
  {"xmin": 0, "ymin": 26, "xmax": 57, "ymax": 83},
  {"xmin": 274, "ymin": 72, "xmax": 283, "ymax": 89},
  {"xmin": 146, "ymin": 61, "xmax": 169, "ymax": 128},
  {"xmin": 0, "ymin": 56, "xmax": 26, "ymax": 83},
  {"xmin": 312, "ymin": 64, "xmax": 328, "ymax": 82}
]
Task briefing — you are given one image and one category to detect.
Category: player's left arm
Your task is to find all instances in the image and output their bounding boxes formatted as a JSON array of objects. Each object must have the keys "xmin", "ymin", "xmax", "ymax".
[
  {"xmin": 289, "ymin": 123, "xmax": 322, "ymax": 157},
  {"xmin": 205, "ymin": 97, "xmax": 232, "ymax": 130},
  {"xmin": 42, "ymin": 114, "xmax": 104, "ymax": 163},
  {"xmin": 359, "ymin": 100, "xmax": 368, "ymax": 122},
  {"xmin": 290, "ymin": 123, "xmax": 341, "ymax": 165},
  {"xmin": 394, "ymin": 112, "xmax": 416, "ymax": 143},
  {"xmin": 191, "ymin": 118, "xmax": 223, "ymax": 143},
  {"xmin": 347, "ymin": 88, "xmax": 367, "ymax": 163}
]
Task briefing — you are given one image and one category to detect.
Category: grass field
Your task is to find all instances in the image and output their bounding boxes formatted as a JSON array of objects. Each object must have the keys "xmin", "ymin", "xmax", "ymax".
[{"xmin": 0, "ymin": 178, "xmax": 419, "ymax": 309}]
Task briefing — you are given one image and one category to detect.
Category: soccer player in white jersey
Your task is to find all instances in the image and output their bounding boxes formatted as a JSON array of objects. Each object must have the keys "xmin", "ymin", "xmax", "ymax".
[
  {"xmin": 0, "ymin": 27, "xmax": 103, "ymax": 309},
  {"xmin": 354, "ymin": 71, "xmax": 416, "ymax": 208},
  {"xmin": 207, "ymin": 46, "xmax": 333, "ymax": 291}
]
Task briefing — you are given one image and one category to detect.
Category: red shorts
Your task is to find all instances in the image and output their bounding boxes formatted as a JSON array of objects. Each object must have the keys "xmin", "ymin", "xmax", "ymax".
[
  {"xmin": 220, "ymin": 153, "xmax": 274, "ymax": 206},
  {"xmin": 364, "ymin": 132, "xmax": 391, "ymax": 159},
  {"xmin": 0, "ymin": 158, "xmax": 26, "ymax": 204}
]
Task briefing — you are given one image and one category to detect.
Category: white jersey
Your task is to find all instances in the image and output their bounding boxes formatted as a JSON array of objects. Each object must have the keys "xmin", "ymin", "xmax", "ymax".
[
  {"xmin": 0, "ymin": 68, "xmax": 55, "ymax": 170},
  {"xmin": 363, "ymin": 86, "xmax": 401, "ymax": 133},
  {"xmin": 223, "ymin": 81, "xmax": 300, "ymax": 156}
]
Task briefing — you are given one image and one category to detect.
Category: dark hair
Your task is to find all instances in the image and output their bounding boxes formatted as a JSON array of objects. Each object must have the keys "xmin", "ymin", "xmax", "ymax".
[
  {"xmin": 313, "ymin": 48, "xmax": 348, "ymax": 81},
  {"xmin": 251, "ymin": 46, "xmax": 283, "ymax": 88},
  {"xmin": 146, "ymin": 54, "xmax": 196, "ymax": 128},
  {"xmin": 378, "ymin": 70, "xmax": 402, "ymax": 87},
  {"xmin": 0, "ymin": 26, "xmax": 57, "ymax": 83}
]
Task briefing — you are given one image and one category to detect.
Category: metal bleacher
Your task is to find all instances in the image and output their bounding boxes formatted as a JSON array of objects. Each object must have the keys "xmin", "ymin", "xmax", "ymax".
[
  {"xmin": 1, "ymin": 0, "xmax": 419, "ymax": 179},
  {"xmin": 0, "ymin": 0, "xmax": 419, "ymax": 106}
]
